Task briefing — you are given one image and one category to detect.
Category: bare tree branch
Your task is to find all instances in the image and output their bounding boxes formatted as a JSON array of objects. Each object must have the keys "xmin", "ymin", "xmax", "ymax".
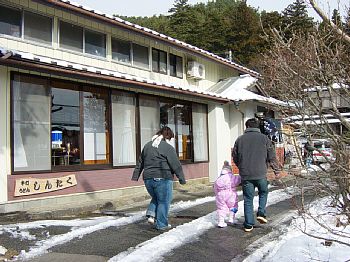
[{"xmin": 308, "ymin": 0, "xmax": 350, "ymax": 44}]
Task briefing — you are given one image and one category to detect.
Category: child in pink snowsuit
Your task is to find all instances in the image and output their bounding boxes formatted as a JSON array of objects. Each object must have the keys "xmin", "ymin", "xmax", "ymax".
[{"xmin": 214, "ymin": 161, "xmax": 241, "ymax": 228}]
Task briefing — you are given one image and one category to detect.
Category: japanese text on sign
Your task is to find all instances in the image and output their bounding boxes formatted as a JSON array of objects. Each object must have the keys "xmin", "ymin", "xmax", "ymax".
[{"xmin": 14, "ymin": 175, "xmax": 77, "ymax": 197}]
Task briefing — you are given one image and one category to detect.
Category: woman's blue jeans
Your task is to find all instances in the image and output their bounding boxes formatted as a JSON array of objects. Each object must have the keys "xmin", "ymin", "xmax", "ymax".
[
  {"xmin": 242, "ymin": 178, "xmax": 268, "ymax": 227},
  {"xmin": 144, "ymin": 178, "xmax": 173, "ymax": 230}
]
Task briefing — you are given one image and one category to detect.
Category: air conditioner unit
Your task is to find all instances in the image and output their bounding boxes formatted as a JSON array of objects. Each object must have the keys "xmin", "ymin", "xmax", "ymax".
[{"xmin": 187, "ymin": 61, "xmax": 205, "ymax": 80}]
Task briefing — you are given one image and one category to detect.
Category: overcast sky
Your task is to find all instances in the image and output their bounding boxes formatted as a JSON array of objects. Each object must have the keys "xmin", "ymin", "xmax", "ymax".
[{"xmin": 79, "ymin": 0, "xmax": 346, "ymax": 19}]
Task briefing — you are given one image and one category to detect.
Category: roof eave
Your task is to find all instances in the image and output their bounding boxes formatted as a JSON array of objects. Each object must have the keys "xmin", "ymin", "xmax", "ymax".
[{"xmin": 0, "ymin": 56, "xmax": 230, "ymax": 103}]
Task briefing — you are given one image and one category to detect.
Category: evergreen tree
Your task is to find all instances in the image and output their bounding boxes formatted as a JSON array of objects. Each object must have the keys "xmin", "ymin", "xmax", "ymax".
[
  {"xmin": 282, "ymin": 0, "xmax": 315, "ymax": 39},
  {"xmin": 225, "ymin": 1, "xmax": 265, "ymax": 66},
  {"xmin": 260, "ymin": 11, "xmax": 284, "ymax": 52},
  {"xmin": 167, "ymin": 0, "xmax": 195, "ymax": 42},
  {"xmin": 331, "ymin": 9, "xmax": 343, "ymax": 28},
  {"xmin": 168, "ymin": 0, "xmax": 190, "ymax": 14},
  {"xmin": 261, "ymin": 11, "xmax": 283, "ymax": 31},
  {"xmin": 118, "ymin": 15, "xmax": 171, "ymax": 36},
  {"xmin": 345, "ymin": 9, "xmax": 350, "ymax": 35}
]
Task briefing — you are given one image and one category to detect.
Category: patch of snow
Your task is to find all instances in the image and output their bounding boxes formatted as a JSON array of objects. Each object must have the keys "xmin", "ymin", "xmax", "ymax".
[
  {"xmin": 0, "ymin": 246, "xmax": 7, "ymax": 255},
  {"xmin": 4, "ymin": 229, "xmax": 36, "ymax": 241},
  {"xmin": 244, "ymin": 197, "xmax": 350, "ymax": 262}
]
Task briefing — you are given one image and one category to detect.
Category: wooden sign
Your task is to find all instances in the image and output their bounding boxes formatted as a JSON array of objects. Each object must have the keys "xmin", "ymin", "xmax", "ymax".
[{"xmin": 14, "ymin": 174, "xmax": 77, "ymax": 197}]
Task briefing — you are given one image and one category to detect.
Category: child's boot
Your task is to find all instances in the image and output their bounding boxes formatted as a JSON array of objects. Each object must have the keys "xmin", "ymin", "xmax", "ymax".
[
  {"xmin": 218, "ymin": 216, "xmax": 227, "ymax": 228},
  {"xmin": 228, "ymin": 209, "xmax": 238, "ymax": 224}
]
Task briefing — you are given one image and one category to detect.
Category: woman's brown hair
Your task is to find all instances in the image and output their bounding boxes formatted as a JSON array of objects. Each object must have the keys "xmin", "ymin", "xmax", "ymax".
[{"xmin": 156, "ymin": 126, "xmax": 174, "ymax": 140}]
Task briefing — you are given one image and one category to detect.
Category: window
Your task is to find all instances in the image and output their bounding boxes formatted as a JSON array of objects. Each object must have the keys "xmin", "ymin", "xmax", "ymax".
[
  {"xmin": 175, "ymin": 104, "xmax": 192, "ymax": 160},
  {"xmin": 112, "ymin": 91, "xmax": 136, "ymax": 166},
  {"xmin": 160, "ymin": 100, "xmax": 192, "ymax": 161},
  {"xmin": 170, "ymin": 54, "xmax": 183, "ymax": 78},
  {"xmin": 83, "ymin": 87, "xmax": 110, "ymax": 164},
  {"xmin": 0, "ymin": 5, "xmax": 21, "ymax": 37},
  {"xmin": 152, "ymin": 48, "xmax": 167, "ymax": 74},
  {"xmin": 140, "ymin": 95, "xmax": 207, "ymax": 162},
  {"xmin": 12, "ymin": 75, "xmax": 51, "ymax": 172},
  {"xmin": 24, "ymin": 11, "xmax": 52, "ymax": 45},
  {"xmin": 51, "ymin": 85, "xmax": 80, "ymax": 167},
  {"xmin": 12, "ymin": 74, "xmax": 209, "ymax": 173},
  {"xmin": 192, "ymin": 104, "xmax": 208, "ymax": 161},
  {"xmin": 112, "ymin": 39, "xmax": 150, "ymax": 69},
  {"xmin": 59, "ymin": 21, "xmax": 106, "ymax": 57},
  {"xmin": 133, "ymin": 43, "xmax": 149, "ymax": 69},
  {"xmin": 59, "ymin": 21, "xmax": 83, "ymax": 53},
  {"xmin": 112, "ymin": 38, "xmax": 131, "ymax": 64},
  {"xmin": 12, "ymin": 74, "xmax": 112, "ymax": 172},
  {"xmin": 85, "ymin": 29, "xmax": 106, "ymax": 57},
  {"xmin": 139, "ymin": 95, "xmax": 160, "ymax": 149}
]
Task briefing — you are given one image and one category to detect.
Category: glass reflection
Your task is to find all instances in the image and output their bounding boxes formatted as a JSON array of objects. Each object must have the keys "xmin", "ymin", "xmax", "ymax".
[{"xmin": 51, "ymin": 88, "xmax": 80, "ymax": 166}]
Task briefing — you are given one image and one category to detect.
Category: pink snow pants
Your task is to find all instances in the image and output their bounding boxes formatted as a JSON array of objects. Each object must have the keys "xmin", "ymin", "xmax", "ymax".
[{"xmin": 215, "ymin": 189, "xmax": 238, "ymax": 218}]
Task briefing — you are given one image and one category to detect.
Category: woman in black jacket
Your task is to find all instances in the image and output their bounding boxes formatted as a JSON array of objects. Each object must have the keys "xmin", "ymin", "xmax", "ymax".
[{"xmin": 132, "ymin": 127, "xmax": 186, "ymax": 230}]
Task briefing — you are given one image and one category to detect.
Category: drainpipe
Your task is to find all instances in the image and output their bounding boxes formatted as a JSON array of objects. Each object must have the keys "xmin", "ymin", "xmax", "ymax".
[{"xmin": 234, "ymin": 101, "xmax": 245, "ymax": 134}]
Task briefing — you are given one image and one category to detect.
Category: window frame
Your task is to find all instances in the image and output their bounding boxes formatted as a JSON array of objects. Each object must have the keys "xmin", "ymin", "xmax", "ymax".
[
  {"xmin": 10, "ymin": 73, "xmax": 113, "ymax": 174},
  {"xmin": 10, "ymin": 73, "xmax": 209, "ymax": 174},
  {"xmin": 152, "ymin": 48, "xmax": 168, "ymax": 75},
  {"xmin": 139, "ymin": 94, "xmax": 201, "ymax": 164},
  {"xmin": 111, "ymin": 37, "xmax": 132, "ymax": 65},
  {"xmin": 169, "ymin": 53, "xmax": 183, "ymax": 79},
  {"xmin": 84, "ymin": 28, "xmax": 106, "ymax": 58},
  {"xmin": 0, "ymin": 4, "xmax": 54, "ymax": 47},
  {"xmin": 159, "ymin": 97, "xmax": 193, "ymax": 163},
  {"xmin": 58, "ymin": 20, "xmax": 84, "ymax": 53},
  {"xmin": 23, "ymin": 10, "xmax": 53, "ymax": 46},
  {"xmin": 11, "ymin": 74, "xmax": 51, "ymax": 173},
  {"xmin": 192, "ymin": 103, "xmax": 209, "ymax": 163},
  {"xmin": 111, "ymin": 89, "xmax": 138, "ymax": 167},
  {"xmin": 0, "ymin": 4, "xmax": 22, "ymax": 38},
  {"xmin": 111, "ymin": 37, "xmax": 150, "ymax": 70},
  {"xmin": 131, "ymin": 42, "xmax": 150, "ymax": 70},
  {"xmin": 58, "ymin": 19, "xmax": 107, "ymax": 58}
]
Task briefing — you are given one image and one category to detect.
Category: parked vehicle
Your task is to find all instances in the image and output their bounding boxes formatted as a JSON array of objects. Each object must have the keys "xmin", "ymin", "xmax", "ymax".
[{"xmin": 312, "ymin": 139, "xmax": 335, "ymax": 164}]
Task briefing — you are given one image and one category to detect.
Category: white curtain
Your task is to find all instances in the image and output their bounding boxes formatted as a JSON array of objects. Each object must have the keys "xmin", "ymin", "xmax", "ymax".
[
  {"xmin": 139, "ymin": 95, "xmax": 160, "ymax": 149},
  {"xmin": 83, "ymin": 92, "xmax": 108, "ymax": 162},
  {"xmin": 112, "ymin": 92, "xmax": 136, "ymax": 166},
  {"xmin": 13, "ymin": 75, "xmax": 50, "ymax": 171},
  {"xmin": 192, "ymin": 103, "xmax": 208, "ymax": 162}
]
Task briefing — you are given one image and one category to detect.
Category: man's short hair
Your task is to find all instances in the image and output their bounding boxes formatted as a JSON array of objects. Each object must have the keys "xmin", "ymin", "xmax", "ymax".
[{"xmin": 245, "ymin": 118, "xmax": 260, "ymax": 128}]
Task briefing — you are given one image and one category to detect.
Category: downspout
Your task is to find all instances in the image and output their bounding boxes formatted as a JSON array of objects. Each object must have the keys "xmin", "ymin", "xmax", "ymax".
[{"xmin": 234, "ymin": 101, "xmax": 245, "ymax": 134}]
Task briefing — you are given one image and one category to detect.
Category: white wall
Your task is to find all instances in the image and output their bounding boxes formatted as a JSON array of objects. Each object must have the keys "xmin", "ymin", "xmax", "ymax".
[
  {"xmin": 208, "ymin": 101, "xmax": 260, "ymax": 182},
  {"xmin": 229, "ymin": 101, "xmax": 259, "ymax": 152},
  {"xmin": 229, "ymin": 105, "xmax": 244, "ymax": 145},
  {"xmin": 0, "ymin": 66, "xmax": 9, "ymax": 203},
  {"xmin": 208, "ymin": 104, "xmax": 231, "ymax": 182},
  {"xmin": 241, "ymin": 102, "xmax": 257, "ymax": 122}
]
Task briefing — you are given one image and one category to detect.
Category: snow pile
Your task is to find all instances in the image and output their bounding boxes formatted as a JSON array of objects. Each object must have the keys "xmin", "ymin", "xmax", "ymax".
[{"xmin": 244, "ymin": 197, "xmax": 350, "ymax": 262}]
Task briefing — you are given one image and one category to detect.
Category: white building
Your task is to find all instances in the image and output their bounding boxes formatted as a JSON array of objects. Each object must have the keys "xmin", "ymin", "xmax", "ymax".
[{"xmin": 0, "ymin": 0, "xmax": 282, "ymax": 213}]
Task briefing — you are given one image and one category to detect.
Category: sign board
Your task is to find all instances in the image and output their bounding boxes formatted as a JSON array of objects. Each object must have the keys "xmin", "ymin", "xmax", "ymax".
[{"xmin": 14, "ymin": 174, "xmax": 77, "ymax": 197}]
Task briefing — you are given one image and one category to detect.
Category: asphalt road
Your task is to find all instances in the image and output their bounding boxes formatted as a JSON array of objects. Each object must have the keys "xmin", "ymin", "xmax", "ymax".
[{"xmin": 0, "ymin": 177, "xmax": 314, "ymax": 262}]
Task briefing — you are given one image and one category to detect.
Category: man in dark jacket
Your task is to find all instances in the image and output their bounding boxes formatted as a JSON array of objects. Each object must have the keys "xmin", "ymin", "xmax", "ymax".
[
  {"xmin": 232, "ymin": 118, "xmax": 280, "ymax": 232},
  {"xmin": 132, "ymin": 126, "xmax": 186, "ymax": 231}
]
